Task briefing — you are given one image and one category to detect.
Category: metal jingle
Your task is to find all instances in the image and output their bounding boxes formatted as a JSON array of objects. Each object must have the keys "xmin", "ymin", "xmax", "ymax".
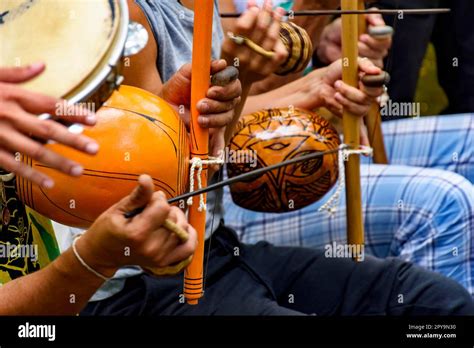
[{"xmin": 124, "ymin": 22, "xmax": 149, "ymax": 57}]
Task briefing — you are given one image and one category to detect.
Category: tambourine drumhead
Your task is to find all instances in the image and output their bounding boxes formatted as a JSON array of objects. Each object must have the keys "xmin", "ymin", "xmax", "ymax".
[{"xmin": 0, "ymin": 0, "xmax": 119, "ymax": 99}]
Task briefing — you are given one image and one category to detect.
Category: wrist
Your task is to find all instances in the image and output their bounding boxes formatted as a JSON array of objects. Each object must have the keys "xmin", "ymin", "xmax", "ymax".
[
  {"xmin": 293, "ymin": 75, "xmax": 326, "ymax": 110},
  {"xmin": 74, "ymin": 233, "xmax": 119, "ymax": 279}
]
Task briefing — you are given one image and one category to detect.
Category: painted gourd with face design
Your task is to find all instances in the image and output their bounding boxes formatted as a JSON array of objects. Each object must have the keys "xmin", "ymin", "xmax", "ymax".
[{"xmin": 227, "ymin": 108, "xmax": 340, "ymax": 212}]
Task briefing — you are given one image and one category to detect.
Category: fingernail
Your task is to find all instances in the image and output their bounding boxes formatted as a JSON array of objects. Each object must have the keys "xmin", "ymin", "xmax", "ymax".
[
  {"xmin": 86, "ymin": 115, "xmax": 97, "ymax": 125},
  {"xmin": 198, "ymin": 116, "xmax": 208, "ymax": 127},
  {"xmin": 85, "ymin": 142, "xmax": 99, "ymax": 154},
  {"xmin": 70, "ymin": 165, "xmax": 83, "ymax": 176},
  {"xmin": 199, "ymin": 102, "xmax": 209, "ymax": 112},
  {"xmin": 335, "ymin": 81, "xmax": 342, "ymax": 88},
  {"xmin": 42, "ymin": 179, "xmax": 54, "ymax": 189},
  {"xmin": 29, "ymin": 62, "xmax": 44, "ymax": 72},
  {"xmin": 157, "ymin": 191, "xmax": 166, "ymax": 199}
]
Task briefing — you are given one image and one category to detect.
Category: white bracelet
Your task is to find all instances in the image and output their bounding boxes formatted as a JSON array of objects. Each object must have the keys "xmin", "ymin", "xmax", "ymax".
[{"xmin": 72, "ymin": 235, "xmax": 111, "ymax": 282}]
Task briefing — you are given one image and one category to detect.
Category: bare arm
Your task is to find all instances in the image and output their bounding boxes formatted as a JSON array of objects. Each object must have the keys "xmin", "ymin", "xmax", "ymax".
[
  {"xmin": 243, "ymin": 66, "xmax": 327, "ymax": 114},
  {"xmin": 0, "ymin": 175, "xmax": 197, "ymax": 315},
  {"xmin": 0, "ymin": 249, "xmax": 108, "ymax": 315},
  {"xmin": 123, "ymin": 0, "xmax": 163, "ymax": 94},
  {"xmin": 243, "ymin": 58, "xmax": 383, "ymax": 119}
]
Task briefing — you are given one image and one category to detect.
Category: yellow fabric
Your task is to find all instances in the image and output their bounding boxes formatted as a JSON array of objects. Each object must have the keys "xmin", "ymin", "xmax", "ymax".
[{"xmin": 0, "ymin": 179, "xmax": 60, "ymax": 285}]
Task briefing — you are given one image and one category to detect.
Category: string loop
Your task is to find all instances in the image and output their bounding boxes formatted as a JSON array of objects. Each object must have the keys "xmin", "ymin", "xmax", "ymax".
[
  {"xmin": 187, "ymin": 156, "xmax": 224, "ymax": 211},
  {"xmin": 318, "ymin": 144, "xmax": 373, "ymax": 215}
]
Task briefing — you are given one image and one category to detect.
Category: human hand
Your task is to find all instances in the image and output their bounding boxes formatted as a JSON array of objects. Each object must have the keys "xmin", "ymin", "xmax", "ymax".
[
  {"xmin": 0, "ymin": 63, "xmax": 99, "ymax": 188},
  {"xmin": 76, "ymin": 175, "xmax": 197, "ymax": 277},
  {"xmin": 319, "ymin": 57, "xmax": 384, "ymax": 118},
  {"xmin": 317, "ymin": 10, "xmax": 392, "ymax": 68},
  {"xmin": 162, "ymin": 60, "xmax": 242, "ymax": 174},
  {"xmin": 221, "ymin": 0, "xmax": 288, "ymax": 83}
]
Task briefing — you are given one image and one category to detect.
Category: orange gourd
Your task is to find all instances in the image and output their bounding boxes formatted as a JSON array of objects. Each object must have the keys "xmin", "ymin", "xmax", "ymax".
[
  {"xmin": 227, "ymin": 107, "xmax": 340, "ymax": 212},
  {"xmin": 17, "ymin": 85, "xmax": 189, "ymax": 228}
]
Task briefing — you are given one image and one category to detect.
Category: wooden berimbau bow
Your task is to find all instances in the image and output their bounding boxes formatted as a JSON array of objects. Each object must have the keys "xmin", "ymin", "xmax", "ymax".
[
  {"xmin": 184, "ymin": 0, "xmax": 214, "ymax": 305},
  {"xmin": 340, "ymin": 0, "xmax": 393, "ymax": 256},
  {"xmin": 341, "ymin": 0, "xmax": 366, "ymax": 257}
]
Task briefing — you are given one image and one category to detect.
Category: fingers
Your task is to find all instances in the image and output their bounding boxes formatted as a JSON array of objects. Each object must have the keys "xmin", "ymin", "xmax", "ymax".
[
  {"xmin": 198, "ymin": 107, "xmax": 238, "ymax": 129},
  {"xmin": 161, "ymin": 63, "xmax": 192, "ymax": 107},
  {"xmin": 0, "ymin": 148, "xmax": 54, "ymax": 188},
  {"xmin": 253, "ymin": 0, "xmax": 274, "ymax": 45},
  {"xmin": 207, "ymin": 79, "xmax": 242, "ymax": 102},
  {"xmin": 360, "ymin": 8, "xmax": 392, "ymax": 64},
  {"xmin": 360, "ymin": 123, "xmax": 370, "ymax": 147},
  {"xmin": 198, "ymin": 73, "xmax": 241, "ymax": 128},
  {"xmin": 335, "ymin": 81, "xmax": 371, "ymax": 105},
  {"xmin": 52, "ymin": 102, "xmax": 97, "ymax": 126},
  {"xmin": 359, "ymin": 82, "xmax": 383, "ymax": 99},
  {"xmin": 210, "ymin": 59, "xmax": 229, "ymax": 75},
  {"xmin": 1, "ymin": 82, "xmax": 97, "ymax": 126},
  {"xmin": 158, "ymin": 224, "xmax": 197, "ymax": 267},
  {"xmin": 0, "ymin": 122, "xmax": 88, "ymax": 177},
  {"xmin": 116, "ymin": 175, "xmax": 155, "ymax": 213},
  {"xmin": 234, "ymin": 6, "xmax": 260, "ymax": 37},
  {"xmin": 0, "ymin": 63, "xmax": 45, "ymax": 83},
  {"xmin": 357, "ymin": 57, "xmax": 382, "ymax": 75},
  {"xmin": 0, "ymin": 83, "xmax": 58, "ymax": 115},
  {"xmin": 359, "ymin": 35, "xmax": 390, "ymax": 60},
  {"xmin": 262, "ymin": 6, "xmax": 283, "ymax": 51},
  {"xmin": 198, "ymin": 97, "xmax": 240, "ymax": 117},
  {"xmin": 365, "ymin": 8, "xmax": 386, "ymax": 27},
  {"xmin": 5, "ymin": 106, "xmax": 99, "ymax": 155},
  {"xmin": 334, "ymin": 81, "xmax": 371, "ymax": 116},
  {"xmin": 143, "ymin": 205, "xmax": 196, "ymax": 268},
  {"xmin": 209, "ymin": 128, "xmax": 226, "ymax": 159},
  {"xmin": 225, "ymin": 3, "xmax": 286, "ymax": 80},
  {"xmin": 148, "ymin": 207, "xmax": 186, "ymax": 263}
]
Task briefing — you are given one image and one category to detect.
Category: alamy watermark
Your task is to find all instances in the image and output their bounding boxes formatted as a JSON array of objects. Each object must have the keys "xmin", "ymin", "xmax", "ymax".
[
  {"xmin": 18, "ymin": 322, "xmax": 56, "ymax": 342},
  {"xmin": 217, "ymin": 147, "xmax": 257, "ymax": 167},
  {"xmin": 0, "ymin": 243, "xmax": 38, "ymax": 262},
  {"xmin": 325, "ymin": 241, "xmax": 365, "ymax": 261},
  {"xmin": 381, "ymin": 99, "xmax": 421, "ymax": 118},
  {"xmin": 55, "ymin": 101, "xmax": 96, "ymax": 116}
]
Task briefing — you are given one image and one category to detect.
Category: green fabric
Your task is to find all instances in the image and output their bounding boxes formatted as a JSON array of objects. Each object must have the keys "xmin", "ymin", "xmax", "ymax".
[{"xmin": 29, "ymin": 213, "xmax": 60, "ymax": 261}]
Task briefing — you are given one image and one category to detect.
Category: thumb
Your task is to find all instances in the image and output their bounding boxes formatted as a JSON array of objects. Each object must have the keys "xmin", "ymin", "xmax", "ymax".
[
  {"xmin": 115, "ymin": 174, "xmax": 155, "ymax": 213},
  {"xmin": 162, "ymin": 63, "xmax": 192, "ymax": 106},
  {"xmin": 210, "ymin": 59, "xmax": 228, "ymax": 75},
  {"xmin": 358, "ymin": 57, "xmax": 382, "ymax": 75},
  {"xmin": 0, "ymin": 63, "xmax": 45, "ymax": 83}
]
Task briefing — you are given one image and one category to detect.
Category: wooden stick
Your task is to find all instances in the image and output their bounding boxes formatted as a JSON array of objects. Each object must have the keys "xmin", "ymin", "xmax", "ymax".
[
  {"xmin": 184, "ymin": 0, "xmax": 214, "ymax": 305},
  {"xmin": 341, "ymin": 0, "xmax": 364, "ymax": 258},
  {"xmin": 358, "ymin": 1, "xmax": 389, "ymax": 165}
]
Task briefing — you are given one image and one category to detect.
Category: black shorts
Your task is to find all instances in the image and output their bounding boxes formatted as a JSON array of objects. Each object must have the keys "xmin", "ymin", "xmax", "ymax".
[{"xmin": 82, "ymin": 222, "xmax": 474, "ymax": 316}]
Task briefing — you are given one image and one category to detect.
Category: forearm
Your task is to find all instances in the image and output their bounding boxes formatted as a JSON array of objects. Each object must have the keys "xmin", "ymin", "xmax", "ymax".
[
  {"xmin": 242, "ymin": 67, "xmax": 328, "ymax": 114},
  {"xmin": 292, "ymin": 0, "xmax": 339, "ymax": 48},
  {"xmin": 0, "ymin": 248, "xmax": 109, "ymax": 315},
  {"xmin": 249, "ymin": 72, "xmax": 304, "ymax": 95}
]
